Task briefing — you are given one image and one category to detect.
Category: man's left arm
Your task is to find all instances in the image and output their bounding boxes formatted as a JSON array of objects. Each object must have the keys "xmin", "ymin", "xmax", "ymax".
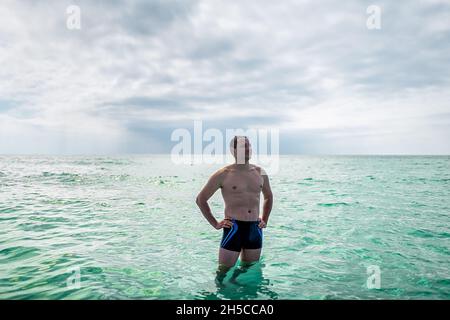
[{"xmin": 259, "ymin": 172, "xmax": 273, "ymax": 228}]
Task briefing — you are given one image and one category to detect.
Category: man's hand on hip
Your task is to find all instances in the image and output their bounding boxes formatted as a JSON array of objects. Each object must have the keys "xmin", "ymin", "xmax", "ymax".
[
  {"xmin": 258, "ymin": 217, "xmax": 267, "ymax": 229},
  {"xmin": 215, "ymin": 219, "xmax": 233, "ymax": 230}
]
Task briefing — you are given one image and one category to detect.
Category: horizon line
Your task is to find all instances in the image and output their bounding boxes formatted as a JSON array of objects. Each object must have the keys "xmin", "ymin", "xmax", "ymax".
[{"xmin": 0, "ymin": 153, "xmax": 449, "ymax": 157}]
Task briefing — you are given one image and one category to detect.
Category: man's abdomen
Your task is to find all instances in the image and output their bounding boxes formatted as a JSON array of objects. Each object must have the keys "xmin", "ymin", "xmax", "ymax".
[{"xmin": 223, "ymin": 192, "xmax": 261, "ymax": 221}]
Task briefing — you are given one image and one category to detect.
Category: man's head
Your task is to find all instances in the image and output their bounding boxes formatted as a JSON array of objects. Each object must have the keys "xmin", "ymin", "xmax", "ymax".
[{"xmin": 230, "ymin": 136, "xmax": 252, "ymax": 164}]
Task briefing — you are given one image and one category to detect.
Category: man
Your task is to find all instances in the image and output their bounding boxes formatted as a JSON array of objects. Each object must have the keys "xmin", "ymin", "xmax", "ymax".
[{"xmin": 196, "ymin": 136, "xmax": 273, "ymax": 282}]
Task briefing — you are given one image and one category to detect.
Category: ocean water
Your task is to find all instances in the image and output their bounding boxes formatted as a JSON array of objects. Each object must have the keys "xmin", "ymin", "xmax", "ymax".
[{"xmin": 0, "ymin": 155, "xmax": 449, "ymax": 300}]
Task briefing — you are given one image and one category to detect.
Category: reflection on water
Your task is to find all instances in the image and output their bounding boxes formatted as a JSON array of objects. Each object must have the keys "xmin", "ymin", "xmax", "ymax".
[{"xmin": 196, "ymin": 260, "xmax": 279, "ymax": 300}]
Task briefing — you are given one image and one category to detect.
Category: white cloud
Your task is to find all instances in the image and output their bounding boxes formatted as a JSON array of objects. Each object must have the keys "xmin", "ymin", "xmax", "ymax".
[{"xmin": 0, "ymin": 0, "xmax": 449, "ymax": 154}]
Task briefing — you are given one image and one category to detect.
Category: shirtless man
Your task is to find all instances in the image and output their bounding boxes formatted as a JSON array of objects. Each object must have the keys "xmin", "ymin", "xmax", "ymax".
[{"xmin": 196, "ymin": 136, "xmax": 273, "ymax": 281}]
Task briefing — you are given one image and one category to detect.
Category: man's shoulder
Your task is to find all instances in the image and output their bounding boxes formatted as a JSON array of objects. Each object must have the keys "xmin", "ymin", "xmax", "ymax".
[
  {"xmin": 251, "ymin": 164, "xmax": 261, "ymax": 171},
  {"xmin": 251, "ymin": 164, "xmax": 268, "ymax": 176},
  {"xmin": 213, "ymin": 166, "xmax": 232, "ymax": 177}
]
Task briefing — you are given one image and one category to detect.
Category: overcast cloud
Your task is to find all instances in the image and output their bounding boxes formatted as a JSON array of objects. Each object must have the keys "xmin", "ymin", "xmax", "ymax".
[{"xmin": 0, "ymin": 0, "xmax": 449, "ymax": 154}]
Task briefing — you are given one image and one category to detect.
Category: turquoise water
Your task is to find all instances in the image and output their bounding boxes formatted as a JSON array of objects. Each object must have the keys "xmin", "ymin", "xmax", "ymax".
[{"xmin": 0, "ymin": 155, "xmax": 449, "ymax": 299}]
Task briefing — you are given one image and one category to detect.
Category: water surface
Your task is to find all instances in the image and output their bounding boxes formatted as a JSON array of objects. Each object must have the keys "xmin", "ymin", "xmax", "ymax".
[{"xmin": 0, "ymin": 155, "xmax": 449, "ymax": 299}]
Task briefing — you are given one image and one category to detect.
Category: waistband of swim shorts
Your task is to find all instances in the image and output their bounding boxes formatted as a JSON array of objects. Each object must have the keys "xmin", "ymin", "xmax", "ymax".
[{"xmin": 225, "ymin": 218, "xmax": 259, "ymax": 224}]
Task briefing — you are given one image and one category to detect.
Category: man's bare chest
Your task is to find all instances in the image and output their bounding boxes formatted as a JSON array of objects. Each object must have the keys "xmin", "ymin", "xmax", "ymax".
[{"xmin": 221, "ymin": 171, "xmax": 263, "ymax": 194}]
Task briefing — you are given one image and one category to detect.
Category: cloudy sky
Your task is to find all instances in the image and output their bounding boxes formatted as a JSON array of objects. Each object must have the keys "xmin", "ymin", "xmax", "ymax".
[{"xmin": 0, "ymin": 0, "xmax": 449, "ymax": 154}]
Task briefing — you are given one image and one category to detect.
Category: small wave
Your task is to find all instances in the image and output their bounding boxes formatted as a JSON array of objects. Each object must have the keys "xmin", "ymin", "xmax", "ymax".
[
  {"xmin": 401, "ymin": 177, "xmax": 450, "ymax": 184},
  {"xmin": 41, "ymin": 172, "xmax": 84, "ymax": 184},
  {"xmin": 41, "ymin": 198, "xmax": 91, "ymax": 207},
  {"xmin": 110, "ymin": 174, "xmax": 130, "ymax": 181},
  {"xmin": 411, "ymin": 201, "xmax": 426, "ymax": 207},
  {"xmin": 0, "ymin": 246, "xmax": 40, "ymax": 262},
  {"xmin": 73, "ymin": 160, "xmax": 93, "ymax": 166},
  {"xmin": 0, "ymin": 207, "xmax": 17, "ymax": 214},
  {"xmin": 317, "ymin": 202, "xmax": 350, "ymax": 207},
  {"xmin": 409, "ymin": 229, "xmax": 450, "ymax": 239},
  {"xmin": 18, "ymin": 223, "xmax": 58, "ymax": 232},
  {"xmin": 424, "ymin": 244, "xmax": 450, "ymax": 255},
  {"xmin": 95, "ymin": 159, "xmax": 133, "ymax": 166},
  {"xmin": 30, "ymin": 216, "xmax": 71, "ymax": 223},
  {"xmin": 431, "ymin": 178, "xmax": 450, "ymax": 182}
]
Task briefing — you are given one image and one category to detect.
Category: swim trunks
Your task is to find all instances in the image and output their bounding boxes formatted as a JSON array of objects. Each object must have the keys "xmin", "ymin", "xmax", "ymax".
[{"xmin": 220, "ymin": 218, "xmax": 263, "ymax": 252}]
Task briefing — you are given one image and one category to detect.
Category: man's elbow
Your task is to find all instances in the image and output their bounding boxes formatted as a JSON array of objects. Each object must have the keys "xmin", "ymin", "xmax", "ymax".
[{"xmin": 196, "ymin": 195, "xmax": 205, "ymax": 206}]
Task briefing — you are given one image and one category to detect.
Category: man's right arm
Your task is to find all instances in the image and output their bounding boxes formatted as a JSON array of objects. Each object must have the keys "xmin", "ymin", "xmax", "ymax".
[{"xmin": 196, "ymin": 169, "xmax": 232, "ymax": 229}]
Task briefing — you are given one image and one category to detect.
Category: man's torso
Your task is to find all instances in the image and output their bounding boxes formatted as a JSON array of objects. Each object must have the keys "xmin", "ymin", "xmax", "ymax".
[{"xmin": 220, "ymin": 164, "xmax": 264, "ymax": 221}]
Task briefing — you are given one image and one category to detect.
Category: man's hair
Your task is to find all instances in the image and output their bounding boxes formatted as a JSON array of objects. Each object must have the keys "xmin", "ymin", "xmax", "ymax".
[{"xmin": 231, "ymin": 136, "xmax": 249, "ymax": 150}]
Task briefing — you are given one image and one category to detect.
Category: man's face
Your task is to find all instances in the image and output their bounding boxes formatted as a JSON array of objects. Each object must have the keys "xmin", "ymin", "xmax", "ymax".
[{"xmin": 232, "ymin": 137, "xmax": 252, "ymax": 163}]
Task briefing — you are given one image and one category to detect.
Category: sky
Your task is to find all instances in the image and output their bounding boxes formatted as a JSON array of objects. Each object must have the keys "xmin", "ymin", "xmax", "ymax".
[{"xmin": 0, "ymin": 0, "xmax": 449, "ymax": 155}]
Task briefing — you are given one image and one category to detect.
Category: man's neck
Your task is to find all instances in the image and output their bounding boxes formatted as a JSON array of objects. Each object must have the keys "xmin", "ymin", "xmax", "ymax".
[{"xmin": 234, "ymin": 160, "xmax": 250, "ymax": 169}]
